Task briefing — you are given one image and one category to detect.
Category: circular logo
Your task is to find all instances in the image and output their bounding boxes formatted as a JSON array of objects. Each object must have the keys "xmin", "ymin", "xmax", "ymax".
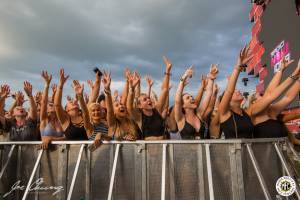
[{"xmin": 276, "ymin": 176, "xmax": 296, "ymax": 197}]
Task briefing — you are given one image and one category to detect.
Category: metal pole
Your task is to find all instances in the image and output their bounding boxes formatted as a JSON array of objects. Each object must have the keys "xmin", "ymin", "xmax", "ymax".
[
  {"xmin": 287, "ymin": 142, "xmax": 300, "ymax": 162},
  {"xmin": 0, "ymin": 145, "xmax": 16, "ymax": 179},
  {"xmin": 67, "ymin": 144, "xmax": 85, "ymax": 200},
  {"xmin": 246, "ymin": 144, "xmax": 272, "ymax": 200},
  {"xmin": 161, "ymin": 144, "xmax": 167, "ymax": 200},
  {"xmin": 274, "ymin": 143, "xmax": 300, "ymax": 199},
  {"xmin": 107, "ymin": 144, "xmax": 121, "ymax": 200},
  {"xmin": 205, "ymin": 144, "xmax": 214, "ymax": 200},
  {"xmin": 22, "ymin": 149, "xmax": 43, "ymax": 200}
]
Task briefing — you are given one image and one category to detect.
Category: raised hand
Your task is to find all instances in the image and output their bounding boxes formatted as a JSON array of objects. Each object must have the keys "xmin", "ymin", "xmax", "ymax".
[
  {"xmin": 145, "ymin": 75, "xmax": 154, "ymax": 88},
  {"xmin": 291, "ymin": 59, "xmax": 300, "ymax": 77},
  {"xmin": 51, "ymin": 84, "xmax": 57, "ymax": 95},
  {"xmin": 41, "ymin": 71, "xmax": 52, "ymax": 86},
  {"xmin": 163, "ymin": 56, "xmax": 172, "ymax": 73},
  {"xmin": 14, "ymin": 91, "xmax": 26, "ymax": 106},
  {"xmin": 182, "ymin": 66, "xmax": 193, "ymax": 80},
  {"xmin": 23, "ymin": 81, "xmax": 33, "ymax": 97},
  {"xmin": 207, "ymin": 64, "xmax": 219, "ymax": 80},
  {"xmin": 34, "ymin": 91, "xmax": 42, "ymax": 104},
  {"xmin": 59, "ymin": 68, "xmax": 69, "ymax": 86},
  {"xmin": 124, "ymin": 68, "xmax": 131, "ymax": 81},
  {"xmin": 236, "ymin": 45, "xmax": 253, "ymax": 71},
  {"xmin": 102, "ymin": 71, "xmax": 111, "ymax": 90},
  {"xmin": 0, "ymin": 84, "xmax": 10, "ymax": 99},
  {"xmin": 84, "ymin": 93, "xmax": 89, "ymax": 104},
  {"xmin": 279, "ymin": 57, "xmax": 294, "ymax": 71},
  {"xmin": 72, "ymin": 80, "xmax": 84, "ymax": 96},
  {"xmin": 129, "ymin": 72, "xmax": 140, "ymax": 88},
  {"xmin": 87, "ymin": 80, "xmax": 94, "ymax": 90}
]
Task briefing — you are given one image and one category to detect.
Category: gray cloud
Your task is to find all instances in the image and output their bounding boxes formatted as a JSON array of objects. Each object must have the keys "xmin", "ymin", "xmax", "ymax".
[{"xmin": 0, "ymin": 0, "xmax": 253, "ymax": 106}]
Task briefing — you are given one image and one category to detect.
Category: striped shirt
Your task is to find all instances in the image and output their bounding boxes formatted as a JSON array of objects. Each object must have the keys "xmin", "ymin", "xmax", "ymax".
[{"xmin": 89, "ymin": 122, "xmax": 109, "ymax": 140}]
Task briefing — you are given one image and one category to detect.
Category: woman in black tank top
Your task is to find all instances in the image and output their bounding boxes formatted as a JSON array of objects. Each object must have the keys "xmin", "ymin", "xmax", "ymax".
[
  {"xmin": 126, "ymin": 57, "xmax": 172, "ymax": 140},
  {"xmin": 248, "ymin": 58, "xmax": 300, "ymax": 138},
  {"xmin": 54, "ymin": 69, "xmax": 88, "ymax": 140},
  {"xmin": 174, "ymin": 65, "xmax": 218, "ymax": 139},
  {"xmin": 219, "ymin": 46, "xmax": 254, "ymax": 139}
]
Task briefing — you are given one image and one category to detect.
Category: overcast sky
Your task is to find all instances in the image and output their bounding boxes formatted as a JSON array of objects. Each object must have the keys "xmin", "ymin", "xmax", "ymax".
[{"xmin": 0, "ymin": 0, "xmax": 257, "ymax": 106}]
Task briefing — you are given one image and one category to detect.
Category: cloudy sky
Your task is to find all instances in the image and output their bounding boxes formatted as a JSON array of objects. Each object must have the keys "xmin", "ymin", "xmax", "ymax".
[{"xmin": 0, "ymin": 0, "xmax": 257, "ymax": 106}]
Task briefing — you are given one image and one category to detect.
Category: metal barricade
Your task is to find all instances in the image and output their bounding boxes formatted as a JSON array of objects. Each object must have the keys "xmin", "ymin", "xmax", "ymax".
[{"xmin": 0, "ymin": 138, "xmax": 299, "ymax": 200}]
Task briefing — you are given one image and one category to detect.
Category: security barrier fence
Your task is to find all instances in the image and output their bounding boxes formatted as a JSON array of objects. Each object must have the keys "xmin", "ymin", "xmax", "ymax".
[{"xmin": 0, "ymin": 138, "xmax": 299, "ymax": 200}]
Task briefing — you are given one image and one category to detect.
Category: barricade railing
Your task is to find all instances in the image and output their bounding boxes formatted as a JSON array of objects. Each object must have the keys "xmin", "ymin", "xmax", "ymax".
[{"xmin": 0, "ymin": 138, "xmax": 299, "ymax": 200}]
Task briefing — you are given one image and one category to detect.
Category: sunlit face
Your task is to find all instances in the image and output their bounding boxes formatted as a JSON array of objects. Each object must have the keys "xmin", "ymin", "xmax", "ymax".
[
  {"xmin": 182, "ymin": 93, "xmax": 197, "ymax": 109},
  {"xmin": 89, "ymin": 103, "xmax": 106, "ymax": 121},
  {"xmin": 231, "ymin": 90, "xmax": 244, "ymax": 102},
  {"xmin": 13, "ymin": 106, "xmax": 27, "ymax": 117},
  {"xmin": 138, "ymin": 94, "xmax": 153, "ymax": 110},
  {"xmin": 65, "ymin": 100, "xmax": 79, "ymax": 116},
  {"xmin": 113, "ymin": 101, "xmax": 126, "ymax": 118}
]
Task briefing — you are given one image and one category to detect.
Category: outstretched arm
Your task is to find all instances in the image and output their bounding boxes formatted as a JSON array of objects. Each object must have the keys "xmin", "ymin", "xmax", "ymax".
[
  {"xmin": 174, "ymin": 67, "xmax": 193, "ymax": 129},
  {"xmin": 72, "ymin": 80, "xmax": 93, "ymax": 137},
  {"xmin": 145, "ymin": 75, "xmax": 154, "ymax": 97},
  {"xmin": 282, "ymin": 107, "xmax": 300, "ymax": 122},
  {"xmin": 219, "ymin": 45, "xmax": 252, "ymax": 118},
  {"xmin": 54, "ymin": 69, "xmax": 70, "ymax": 129},
  {"xmin": 203, "ymin": 84, "xmax": 219, "ymax": 120},
  {"xmin": 127, "ymin": 73, "xmax": 141, "ymax": 121},
  {"xmin": 209, "ymin": 96, "xmax": 221, "ymax": 138},
  {"xmin": 0, "ymin": 85, "xmax": 10, "ymax": 125},
  {"xmin": 40, "ymin": 71, "xmax": 52, "ymax": 122},
  {"xmin": 264, "ymin": 58, "xmax": 293, "ymax": 95},
  {"xmin": 195, "ymin": 75, "xmax": 207, "ymax": 108},
  {"xmin": 250, "ymin": 60, "xmax": 300, "ymax": 117},
  {"xmin": 121, "ymin": 68, "xmax": 130, "ymax": 105},
  {"xmin": 87, "ymin": 71, "xmax": 101, "ymax": 106},
  {"xmin": 156, "ymin": 56, "xmax": 172, "ymax": 114},
  {"xmin": 102, "ymin": 71, "xmax": 116, "ymax": 126},
  {"xmin": 23, "ymin": 81, "xmax": 37, "ymax": 121},
  {"xmin": 197, "ymin": 64, "xmax": 218, "ymax": 118}
]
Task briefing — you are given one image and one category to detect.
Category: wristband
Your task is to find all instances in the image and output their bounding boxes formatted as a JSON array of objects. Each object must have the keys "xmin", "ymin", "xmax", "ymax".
[
  {"xmin": 289, "ymin": 75, "xmax": 298, "ymax": 81},
  {"xmin": 164, "ymin": 72, "xmax": 172, "ymax": 76}
]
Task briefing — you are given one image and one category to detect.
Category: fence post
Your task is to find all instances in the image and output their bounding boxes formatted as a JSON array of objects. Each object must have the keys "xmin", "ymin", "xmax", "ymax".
[
  {"xmin": 246, "ymin": 144, "xmax": 272, "ymax": 200},
  {"xmin": 205, "ymin": 144, "xmax": 214, "ymax": 200},
  {"xmin": 229, "ymin": 143, "xmax": 245, "ymax": 200}
]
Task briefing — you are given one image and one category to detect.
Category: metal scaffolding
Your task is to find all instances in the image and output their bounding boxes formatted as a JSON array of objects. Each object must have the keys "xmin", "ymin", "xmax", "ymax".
[{"xmin": 0, "ymin": 138, "xmax": 299, "ymax": 200}]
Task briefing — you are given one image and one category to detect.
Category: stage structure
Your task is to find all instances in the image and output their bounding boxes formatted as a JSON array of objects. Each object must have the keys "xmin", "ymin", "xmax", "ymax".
[{"xmin": 248, "ymin": 0, "xmax": 300, "ymax": 132}]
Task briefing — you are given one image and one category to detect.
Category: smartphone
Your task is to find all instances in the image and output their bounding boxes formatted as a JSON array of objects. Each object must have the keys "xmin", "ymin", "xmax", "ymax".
[{"xmin": 93, "ymin": 67, "xmax": 103, "ymax": 77}]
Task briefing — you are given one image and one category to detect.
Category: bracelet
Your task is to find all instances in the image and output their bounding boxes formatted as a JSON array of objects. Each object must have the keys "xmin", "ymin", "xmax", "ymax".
[
  {"xmin": 164, "ymin": 72, "xmax": 172, "ymax": 76},
  {"xmin": 289, "ymin": 75, "xmax": 298, "ymax": 81}
]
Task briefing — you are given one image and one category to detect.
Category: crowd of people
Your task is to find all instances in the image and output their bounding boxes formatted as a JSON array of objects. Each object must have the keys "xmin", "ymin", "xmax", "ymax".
[{"xmin": 1, "ymin": 45, "xmax": 300, "ymax": 149}]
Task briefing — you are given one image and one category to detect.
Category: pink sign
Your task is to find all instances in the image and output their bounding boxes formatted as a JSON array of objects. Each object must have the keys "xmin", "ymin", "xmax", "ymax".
[{"xmin": 270, "ymin": 41, "xmax": 290, "ymax": 73}]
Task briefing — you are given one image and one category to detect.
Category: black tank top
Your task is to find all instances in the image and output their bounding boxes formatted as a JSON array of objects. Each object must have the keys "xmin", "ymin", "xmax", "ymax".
[
  {"xmin": 179, "ymin": 117, "xmax": 206, "ymax": 139},
  {"xmin": 141, "ymin": 109, "xmax": 165, "ymax": 138},
  {"xmin": 253, "ymin": 117, "xmax": 288, "ymax": 138},
  {"xmin": 64, "ymin": 121, "xmax": 88, "ymax": 140},
  {"xmin": 220, "ymin": 110, "xmax": 254, "ymax": 139}
]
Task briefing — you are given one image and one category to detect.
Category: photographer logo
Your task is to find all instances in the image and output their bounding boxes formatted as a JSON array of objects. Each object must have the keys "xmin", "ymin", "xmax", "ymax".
[{"xmin": 276, "ymin": 176, "xmax": 296, "ymax": 197}]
